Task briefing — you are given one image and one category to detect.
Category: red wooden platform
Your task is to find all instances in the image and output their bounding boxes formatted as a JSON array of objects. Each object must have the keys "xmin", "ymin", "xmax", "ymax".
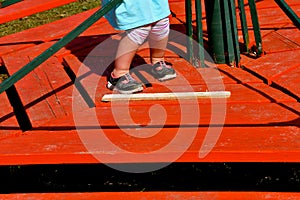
[
  {"xmin": 0, "ymin": 0, "xmax": 77, "ymax": 24},
  {"xmin": 0, "ymin": 0, "xmax": 299, "ymax": 198},
  {"xmin": 0, "ymin": 192, "xmax": 300, "ymax": 200}
]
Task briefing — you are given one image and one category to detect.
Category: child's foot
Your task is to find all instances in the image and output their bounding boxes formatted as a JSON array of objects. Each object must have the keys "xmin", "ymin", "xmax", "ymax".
[
  {"xmin": 151, "ymin": 61, "xmax": 177, "ymax": 81},
  {"xmin": 107, "ymin": 73, "xmax": 143, "ymax": 94}
]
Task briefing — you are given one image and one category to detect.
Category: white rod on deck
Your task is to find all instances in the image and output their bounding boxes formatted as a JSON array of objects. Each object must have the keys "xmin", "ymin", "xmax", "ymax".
[{"xmin": 101, "ymin": 91, "xmax": 231, "ymax": 102}]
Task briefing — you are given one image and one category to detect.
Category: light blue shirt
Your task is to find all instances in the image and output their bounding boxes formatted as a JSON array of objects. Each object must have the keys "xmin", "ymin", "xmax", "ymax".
[{"xmin": 102, "ymin": 0, "xmax": 171, "ymax": 30}]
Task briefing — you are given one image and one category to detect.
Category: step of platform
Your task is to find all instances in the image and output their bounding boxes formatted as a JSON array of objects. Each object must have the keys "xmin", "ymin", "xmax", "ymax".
[
  {"xmin": 0, "ymin": 192, "xmax": 300, "ymax": 200},
  {"xmin": 0, "ymin": 0, "xmax": 299, "ymax": 166}
]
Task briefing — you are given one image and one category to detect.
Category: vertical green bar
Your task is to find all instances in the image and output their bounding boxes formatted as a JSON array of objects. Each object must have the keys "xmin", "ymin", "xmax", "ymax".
[
  {"xmin": 228, "ymin": 0, "xmax": 241, "ymax": 66},
  {"xmin": 222, "ymin": 0, "xmax": 235, "ymax": 64},
  {"xmin": 185, "ymin": 0, "xmax": 194, "ymax": 64},
  {"xmin": 238, "ymin": 0, "xmax": 250, "ymax": 53},
  {"xmin": 195, "ymin": 0, "xmax": 205, "ymax": 68},
  {"xmin": 0, "ymin": 0, "xmax": 123, "ymax": 93},
  {"xmin": 248, "ymin": 0, "xmax": 263, "ymax": 56},
  {"xmin": 205, "ymin": 0, "xmax": 239, "ymax": 64},
  {"xmin": 205, "ymin": 0, "xmax": 225, "ymax": 63},
  {"xmin": 204, "ymin": 0, "xmax": 240, "ymax": 65}
]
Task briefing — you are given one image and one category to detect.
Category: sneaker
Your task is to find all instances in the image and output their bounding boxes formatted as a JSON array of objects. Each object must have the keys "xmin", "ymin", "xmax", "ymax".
[
  {"xmin": 107, "ymin": 73, "xmax": 143, "ymax": 94},
  {"xmin": 151, "ymin": 61, "xmax": 177, "ymax": 81}
]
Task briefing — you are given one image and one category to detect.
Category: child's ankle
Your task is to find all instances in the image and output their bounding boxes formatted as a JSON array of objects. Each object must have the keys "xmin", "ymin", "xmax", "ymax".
[
  {"xmin": 151, "ymin": 57, "xmax": 164, "ymax": 65},
  {"xmin": 111, "ymin": 70, "xmax": 128, "ymax": 78}
]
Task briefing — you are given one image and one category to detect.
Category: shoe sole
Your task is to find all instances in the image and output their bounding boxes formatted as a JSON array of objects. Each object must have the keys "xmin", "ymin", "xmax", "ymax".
[
  {"xmin": 158, "ymin": 73, "xmax": 177, "ymax": 82},
  {"xmin": 107, "ymin": 82, "xmax": 143, "ymax": 94}
]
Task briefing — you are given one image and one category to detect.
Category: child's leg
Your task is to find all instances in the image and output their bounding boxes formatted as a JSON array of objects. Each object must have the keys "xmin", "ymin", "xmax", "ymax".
[
  {"xmin": 149, "ymin": 36, "xmax": 169, "ymax": 64},
  {"xmin": 113, "ymin": 26, "xmax": 152, "ymax": 78},
  {"xmin": 108, "ymin": 36, "xmax": 143, "ymax": 94},
  {"xmin": 107, "ymin": 26, "xmax": 153, "ymax": 93},
  {"xmin": 113, "ymin": 35, "xmax": 139, "ymax": 78},
  {"xmin": 148, "ymin": 18, "xmax": 176, "ymax": 81},
  {"xmin": 148, "ymin": 17, "xmax": 170, "ymax": 64}
]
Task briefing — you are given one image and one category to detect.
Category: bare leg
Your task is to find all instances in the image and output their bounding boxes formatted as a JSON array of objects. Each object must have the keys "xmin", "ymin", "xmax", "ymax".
[
  {"xmin": 149, "ymin": 35, "xmax": 176, "ymax": 81},
  {"xmin": 149, "ymin": 36, "xmax": 169, "ymax": 64},
  {"xmin": 113, "ymin": 35, "xmax": 139, "ymax": 78}
]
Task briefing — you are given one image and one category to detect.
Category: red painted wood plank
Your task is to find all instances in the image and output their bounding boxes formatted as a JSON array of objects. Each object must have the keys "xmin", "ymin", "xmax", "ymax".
[
  {"xmin": 0, "ymin": 93, "xmax": 21, "ymax": 139},
  {"xmin": 0, "ymin": 8, "xmax": 101, "ymax": 56},
  {"xmin": 56, "ymin": 27, "xmax": 119, "ymax": 59},
  {"xmin": 262, "ymin": 30, "xmax": 300, "ymax": 54},
  {"xmin": 169, "ymin": 1, "xmax": 206, "ymax": 18},
  {"xmin": 62, "ymin": 54, "xmax": 236, "ymax": 87},
  {"xmin": 0, "ymin": 192, "xmax": 300, "ymax": 200},
  {"xmin": 1, "ymin": 42, "xmax": 54, "ymax": 72},
  {"xmin": 272, "ymin": 63, "xmax": 300, "ymax": 98},
  {"xmin": 237, "ymin": 82, "xmax": 297, "ymax": 103},
  {"xmin": 254, "ymin": 0, "xmax": 300, "ymax": 9},
  {"xmin": 236, "ymin": 1, "xmax": 300, "ymax": 48},
  {"xmin": 50, "ymin": 102, "xmax": 300, "ymax": 128},
  {"xmin": 242, "ymin": 50, "xmax": 300, "ymax": 84},
  {"xmin": 67, "ymin": 57, "xmax": 296, "ymax": 103},
  {"xmin": 99, "ymin": 83, "xmax": 296, "ymax": 103},
  {"xmin": 245, "ymin": 0, "xmax": 300, "ymax": 27},
  {"xmin": 63, "ymin": 54, "xmax": 296, "ymax": 106},
  {"xmin": 28, "ymin": 57, "xmax": 69, "ymax": 118},
  {"xmin": 4, "ymin": 33, "xmax": 278, "ymax": 129},
  {"xmin": 216, "ymin": 65, "xmax": 264, "ymax": 84},
  {"xmin": 1, "ymin": 44, "xmax": 72, "ymax": 126},
  {"xmin": 276, "ymin": 26, "xmax": 300, "ymax": 48},
  {"xmin": 0, "ymin": 126, "xmax": 299, "ymax": 164},
  {"xmin": 0, "ymin": 0, "xmax": 298, "ymax": 167},
  {"xmin": 0, "ymin": 101, "xmax": 299, "ymax": 165},
  {"xmin": 0, "ymin": 0, "xmax": 77, "ymax": 24}
]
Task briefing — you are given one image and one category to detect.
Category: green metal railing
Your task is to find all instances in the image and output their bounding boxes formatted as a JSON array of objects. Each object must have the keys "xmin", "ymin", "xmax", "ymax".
[
  {"xmin": 185, "ymin": 0, "xmax": 205, "ymax": 68},
  {"xmin": 275, "ymin": 0, "xmax": 300, "ymax": 29},
  {"xmin": 238, "ymin": 0, "xmax": 299, "ymax": 57},
  {"xmin": 184, "ymin": 0, "xmax": 263, "ymax": 64},
  {"xmin": 185, "ymin": 0, "xmax": 194, "ymax": 65},
  {"xmin": 185, "ymin": 0, "xmax": 243, "ymax": 66},
  {"xmin": 204, "ymin": 0, "xmax": 241, "ymax": 66},
  {"xmin": 0, "ymin": 0, "xmax": 123, "ymax": 94},
  {"xmin": 238, "ymin": 0, "xmax": 263, "ymax": 57},
  {"xmin": 0, "ymin": 0, "xmax": 22, "ymax": 8},
  {"xmin": 187, "ymin": 0, "xmax": 298, "ymax": 62},
  {"xmin": 186, "ymin": 0, "xmax": 298, "ymax": 65}
]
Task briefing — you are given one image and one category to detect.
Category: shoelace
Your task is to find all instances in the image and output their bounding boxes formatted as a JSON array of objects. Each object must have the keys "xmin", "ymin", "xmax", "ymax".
[
  {"xmin": 121, "ymin": 73, "xmax": 134, "ymax": 84},
  {"xmin": 155, "ymin": 61, "xmax": 172, "ymax": 71}
]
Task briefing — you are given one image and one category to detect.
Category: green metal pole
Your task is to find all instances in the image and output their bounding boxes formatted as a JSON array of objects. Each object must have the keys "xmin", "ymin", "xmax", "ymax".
[
  {"xmin": 205, "ymin": 0, "xmax": 240, "ymax": 65},
  {"xmin": 185, "ymin": 0, "xmax": 194, "ymax": 64},
  {"xmin": 0, "ymin": 0, "xmax": 22, "ymax": 8},
  {"xmin": 0, "ymin": 0, "xmax": 123, "ymax": 94},
  {"xmin": 275, "ymin": 0, "xmax": 300, "ymax": 29},
  {"xmin": 248, "ymin": 0, "xmax": 263, "ymax": 56},
  {"xmin": 228, "ymin": 0, "xmax": 241, "ymax": 66},
  {"xmin": 195, "ymin": 0, "xmax": 205, "ymax": 68},
  {"xmin": 237, "ymin": 0, "xmax": 250, "ymax": 53},
  {"xmin": 222, "ymin": 0, "xmax": 235, "ymax": 64},
  {"xmin": 204, "ymin": 0, "xmax": 225, "ymax": 63}
]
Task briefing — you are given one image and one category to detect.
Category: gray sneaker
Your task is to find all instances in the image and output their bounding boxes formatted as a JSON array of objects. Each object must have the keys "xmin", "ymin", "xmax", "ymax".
[
  {"xmin": 152, "ymin": 61, "xmax": 177, "ymax": 81},
  {"xmin": 107, "ymin": 73, "xmax": 143, "ymax": 94}
]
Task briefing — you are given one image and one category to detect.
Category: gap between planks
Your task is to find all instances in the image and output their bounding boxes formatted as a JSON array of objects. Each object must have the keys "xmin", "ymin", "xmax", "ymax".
[{"xmin": 101, "ymin": 91, "xmax": 231, "ymax": 102}]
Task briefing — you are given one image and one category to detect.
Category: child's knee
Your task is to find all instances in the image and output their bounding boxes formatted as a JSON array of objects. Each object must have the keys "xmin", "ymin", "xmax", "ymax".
[
  {"xmin": 126, "ymin": 26, "xmax": 151, "ymax": 45},
  {"xmin": 149, "ymin": 18, "xmax": 170, "ymax": 41}
]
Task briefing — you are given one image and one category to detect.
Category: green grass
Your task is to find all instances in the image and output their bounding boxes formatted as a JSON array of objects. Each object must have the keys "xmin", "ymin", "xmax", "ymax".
[{"xmin": 0, "ymin": 0, "xmax": 99, "ymax": 37}]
